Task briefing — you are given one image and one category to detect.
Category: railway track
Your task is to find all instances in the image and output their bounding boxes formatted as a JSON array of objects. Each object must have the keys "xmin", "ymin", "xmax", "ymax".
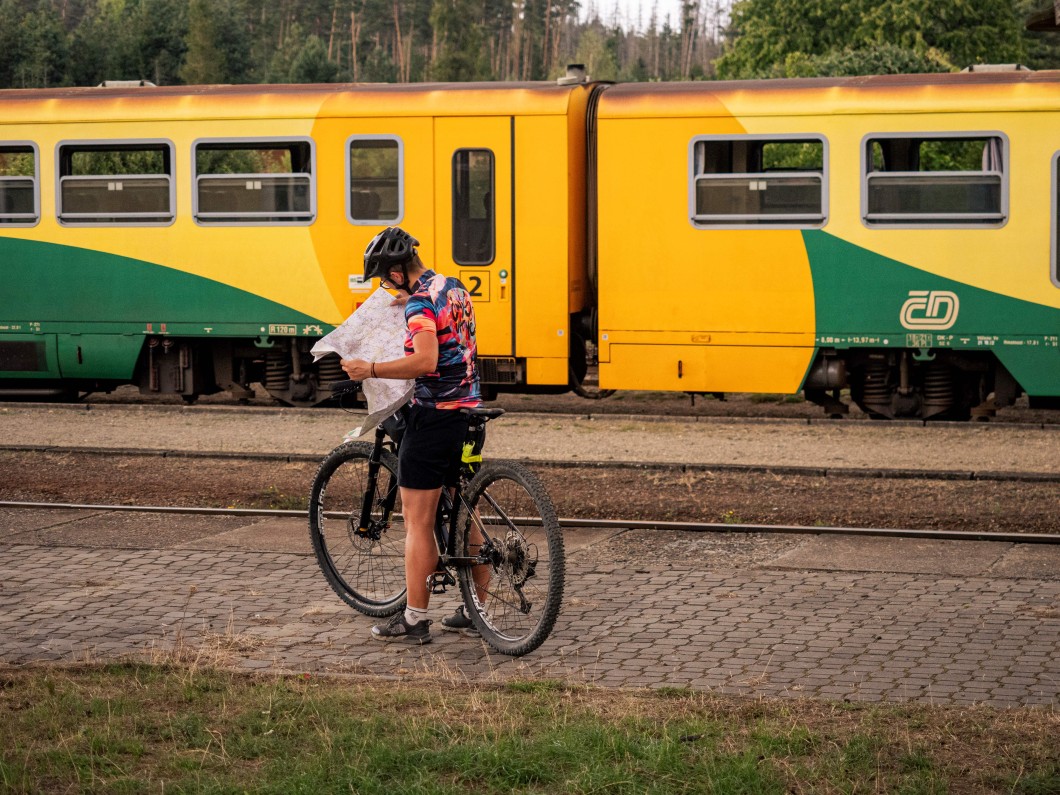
[
  {"xmin": 4, "ymin": 415, "xmax": 1056, "ymax": 536},
  {"xmin": 4, "ymin": 498, "xmax": 1060, "ymax": 546},
  {"xmin": 7, "ymin": 391, "xmax": 1057, "ymax": 427},
  {"xmin": 3, "ymin": 444, "xmax": 1058, "ymax": 485}
]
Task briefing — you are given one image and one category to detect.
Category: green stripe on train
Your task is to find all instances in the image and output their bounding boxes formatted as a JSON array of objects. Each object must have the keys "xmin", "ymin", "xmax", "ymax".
[
  {"xmin": 803, "ymin": 230, "xmax": 1060, "ymax": 395},
  {"xmin": 0, "ymin": 237, "xmax": 324, "ymax": 327}
]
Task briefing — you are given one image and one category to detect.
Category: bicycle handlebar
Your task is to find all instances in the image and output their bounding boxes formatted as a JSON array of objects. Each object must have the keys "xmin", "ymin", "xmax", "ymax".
[{"xmin": 329, "ymin": 379, "xmax": 359, "ymax": 395}]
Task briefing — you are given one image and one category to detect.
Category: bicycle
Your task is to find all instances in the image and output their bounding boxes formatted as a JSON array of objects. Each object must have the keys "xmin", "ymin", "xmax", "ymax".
[{"xmin": 308, "ymin": 382, "xmax": 565, "ymax": 656}]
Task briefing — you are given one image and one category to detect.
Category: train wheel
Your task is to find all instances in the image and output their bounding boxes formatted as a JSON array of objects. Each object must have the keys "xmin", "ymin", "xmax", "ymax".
[
  {"xmin": 573, "ymin": 367, "xmax": 615, "ymax": 400},
  {"xmin": 570, "ymin": 332, "xmax": 615, "ymax": 400}
]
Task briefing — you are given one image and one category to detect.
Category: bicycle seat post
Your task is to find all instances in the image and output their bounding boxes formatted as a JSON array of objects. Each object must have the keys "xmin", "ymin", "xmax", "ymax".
[{"xmin": 459, "ymin": 412, "xmax": 494, "ymax": 481}]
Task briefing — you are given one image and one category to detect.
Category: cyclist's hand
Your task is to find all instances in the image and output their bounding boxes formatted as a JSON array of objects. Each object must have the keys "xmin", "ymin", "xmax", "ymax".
[
  {"xmin": 341, "ymin": 358, "xmax": 372, "ymax": 380},
  {"xmin": 389, "ymin": 294, "xmax": 410, "ymax": 307}
]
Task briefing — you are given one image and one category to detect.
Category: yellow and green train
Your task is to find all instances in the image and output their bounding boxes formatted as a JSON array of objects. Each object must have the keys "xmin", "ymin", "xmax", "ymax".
[{"xmin": 1, "ymin": 68, "xmax": 1058, "ymax": 419}]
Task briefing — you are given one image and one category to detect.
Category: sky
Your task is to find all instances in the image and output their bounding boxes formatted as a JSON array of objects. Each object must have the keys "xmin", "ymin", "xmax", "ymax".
[{"xmin": 584, "ymin": 0, "xmax": 730, "ymax": 34}]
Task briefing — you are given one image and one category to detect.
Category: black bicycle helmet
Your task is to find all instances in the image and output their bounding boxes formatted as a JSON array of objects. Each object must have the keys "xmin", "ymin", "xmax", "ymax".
[{"xmin": 363, "ymin": 227, "xmax": 419, "ymax": 282}]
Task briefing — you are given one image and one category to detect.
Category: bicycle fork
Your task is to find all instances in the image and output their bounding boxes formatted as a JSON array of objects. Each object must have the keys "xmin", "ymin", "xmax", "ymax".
[{"xmin": 355, "ymin": 426, "xmax": 397, "ymax": 538}]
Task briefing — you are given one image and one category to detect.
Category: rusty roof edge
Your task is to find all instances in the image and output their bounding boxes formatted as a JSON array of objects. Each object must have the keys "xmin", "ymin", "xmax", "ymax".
[
  {"xmin": 0, "ymin": 80, "xmax": 580, "ymax": 103},
  {"xmin": 596, "ymin": 72, "xmax": 1060, "ymax": 118},
  {"xmin": 5, "ymin": 71, "xmax": 1060, "ymax": 103},
  {"xmin": 606, "ymin": 71, "xmax": 1060, "ymax": 95}
]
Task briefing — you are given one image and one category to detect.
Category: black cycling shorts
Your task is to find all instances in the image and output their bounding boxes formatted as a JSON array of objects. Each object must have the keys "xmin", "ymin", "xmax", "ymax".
[{"xmin": 397, "ymin": 404, "xmax": 469, "ymax": 490}]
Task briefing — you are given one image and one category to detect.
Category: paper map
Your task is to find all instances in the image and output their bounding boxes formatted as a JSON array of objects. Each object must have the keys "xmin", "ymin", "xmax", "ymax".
[{"xmin": 310, "ymin": 288, "xmax": 414, "ymax": 437}]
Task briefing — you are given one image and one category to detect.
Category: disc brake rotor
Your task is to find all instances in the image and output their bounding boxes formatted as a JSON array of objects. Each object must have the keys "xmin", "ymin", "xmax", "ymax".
[{"xmin": 503, "ymin": 531, "xmax": 537, "ymax": 586}]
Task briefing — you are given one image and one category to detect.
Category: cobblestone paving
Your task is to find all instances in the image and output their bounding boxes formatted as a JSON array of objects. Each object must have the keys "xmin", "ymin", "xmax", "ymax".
[{"xmin": 2, "ymin": 538, "xmax": 1058, "ymax": 708}]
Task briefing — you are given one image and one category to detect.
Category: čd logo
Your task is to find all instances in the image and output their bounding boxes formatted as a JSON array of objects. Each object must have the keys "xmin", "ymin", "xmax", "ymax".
[{"xmin": 900, "ymin": 290, "xmax": 959, "ymax": 330}]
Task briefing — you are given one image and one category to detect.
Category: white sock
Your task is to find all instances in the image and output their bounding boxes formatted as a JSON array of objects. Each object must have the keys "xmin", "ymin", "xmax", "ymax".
[{"xmin": 405, "ymin": 606, "xmax": 428, "ymax": 626}]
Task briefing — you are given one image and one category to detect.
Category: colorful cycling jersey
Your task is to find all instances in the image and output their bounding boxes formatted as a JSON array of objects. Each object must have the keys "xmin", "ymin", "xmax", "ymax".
[{"xmin": 404, "ymin": 269, "xmax": 482, "ymax": 409}]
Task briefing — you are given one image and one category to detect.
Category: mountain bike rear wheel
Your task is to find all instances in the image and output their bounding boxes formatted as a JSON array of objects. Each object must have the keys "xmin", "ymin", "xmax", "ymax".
[{"xmin": 456, "ymin": 461, "xmax": 564, "ymax": 656}]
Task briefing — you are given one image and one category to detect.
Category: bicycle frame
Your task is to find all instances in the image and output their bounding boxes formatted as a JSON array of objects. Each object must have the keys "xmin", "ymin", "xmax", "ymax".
[{"xmin": 358, "ymin": 421, "xmax": 490, "ymax": 576}]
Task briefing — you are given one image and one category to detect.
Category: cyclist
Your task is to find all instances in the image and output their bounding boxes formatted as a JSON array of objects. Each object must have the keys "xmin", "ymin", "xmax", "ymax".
[{"xmin": 341, "ymin": 226, "xmax": 485, "ymax": 644}]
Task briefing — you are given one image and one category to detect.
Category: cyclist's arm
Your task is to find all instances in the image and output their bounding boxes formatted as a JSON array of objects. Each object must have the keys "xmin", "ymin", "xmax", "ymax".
[{"xmin": 341, "ymin": 330, "xmax": 438, "ymax": 380}]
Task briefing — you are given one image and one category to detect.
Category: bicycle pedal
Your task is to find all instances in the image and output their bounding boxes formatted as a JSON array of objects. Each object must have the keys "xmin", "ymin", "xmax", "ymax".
[{"xmin": 427, "ymin": 570, "xmax": 456, "ymax": 595}]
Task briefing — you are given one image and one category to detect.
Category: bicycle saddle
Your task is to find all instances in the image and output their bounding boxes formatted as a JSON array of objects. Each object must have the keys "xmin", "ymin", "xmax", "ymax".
[{"xmin": 462, "ymin": 406, "xmax": 506, "ymax": 419}]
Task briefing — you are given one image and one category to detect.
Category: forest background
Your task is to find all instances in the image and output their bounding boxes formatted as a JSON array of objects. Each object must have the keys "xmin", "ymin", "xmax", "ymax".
[{"xmin": 0, "ymin": 0, "xmax": 1057, "ymax": 91}]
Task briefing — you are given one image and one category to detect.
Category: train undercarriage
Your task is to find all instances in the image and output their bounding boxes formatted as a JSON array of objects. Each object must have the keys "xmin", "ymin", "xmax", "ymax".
[
  {"xmin": 124, "ymin": 334, "xmax": 586, "ymax": 407},
  {"xmin": 801, "ymin": 348, "xmax": 1035, "ymax": 420},
  {"xmin": 1, "ymin": 334, "xmax": 1048, "ymax": 422},
  {"xmin": 133, "ymin": 337, "xmax": 355, "ymax": 406}
]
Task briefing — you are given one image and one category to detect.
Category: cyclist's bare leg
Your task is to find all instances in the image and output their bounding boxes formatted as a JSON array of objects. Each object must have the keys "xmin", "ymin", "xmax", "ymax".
[
  {"xmin": 470, "ymin": 514, "xmax": 490, "ymax": 603},
  {"xmin": 400, "ymin": 486, "xmax": 443, "ymax": 610}
]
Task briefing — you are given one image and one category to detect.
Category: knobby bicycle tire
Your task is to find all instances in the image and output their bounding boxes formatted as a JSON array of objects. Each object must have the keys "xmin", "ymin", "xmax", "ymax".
[
  {"xmin": 308, "ymin": 441, "xmax": 407, "ymax": 617},
  {"xmin": 456, "ymin": 461, "xmax": 565, "ymax": 656}
]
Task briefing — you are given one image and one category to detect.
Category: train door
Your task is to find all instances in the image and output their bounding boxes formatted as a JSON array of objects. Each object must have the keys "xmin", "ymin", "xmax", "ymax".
[{"xmin": 433, "ymin": 117, "xmax": 513, "ymax": 357}]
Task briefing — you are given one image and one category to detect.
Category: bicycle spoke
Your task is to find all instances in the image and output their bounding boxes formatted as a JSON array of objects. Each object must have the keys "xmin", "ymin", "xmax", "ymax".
[
  {"xmin": 476, "ymin": 490, "xmax": 524, "ymax": 534},
  {"xmin": 456, "ymin": 461, "xmax": 564, "ymax": 656},
  {"xmin": 309, "ymin": 443, "xmax": 408, "ymax": 617}
]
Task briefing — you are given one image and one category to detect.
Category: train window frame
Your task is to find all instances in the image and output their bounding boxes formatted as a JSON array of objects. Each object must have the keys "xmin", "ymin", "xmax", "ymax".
[
  {"xmin": 346, "ymin": 135, "xmax": 404, "ymax": 226},
  {"xmin": 0, "ymin": 142, "xmax": 40, "ymax": 227},
  {"xmin": 55, "ymin": 139, "xmax": 175, "ymax": 227},
  {"xmin": 1053, "ymin": 151, "xmax": 1059, "ymax": 289},
  {"xmin": 452, "ymin": 148, "xmax": 495, "ymax": 266},
  {"xmin": 192, "ymin": 137, "xmax": 316, "ymax": 226},
  {"xmin": 861, "ymin": 131, "xmax": 1009, "ymax": 229},
  {"xmin": 688, "ymin": 134, "xmax": 828, "ymax": 229}
]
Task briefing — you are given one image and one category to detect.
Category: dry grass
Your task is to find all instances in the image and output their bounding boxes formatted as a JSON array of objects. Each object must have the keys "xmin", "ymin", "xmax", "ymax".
[{"xmin": 1, "ymin": 662, "xmax": 1057, "ymax": 794}]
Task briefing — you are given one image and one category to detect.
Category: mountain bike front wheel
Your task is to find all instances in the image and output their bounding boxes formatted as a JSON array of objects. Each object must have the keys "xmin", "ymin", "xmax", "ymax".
[
  {"xmin": 308, "ymin": 442, "xmax": 407, "ymax": 617},
  {"xmin": 456, "ymin": 461, "xmax": 565, "ymax": 656}
]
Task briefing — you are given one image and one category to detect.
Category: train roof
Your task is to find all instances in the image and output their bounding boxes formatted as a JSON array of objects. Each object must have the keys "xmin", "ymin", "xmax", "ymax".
[
  {"xmin": 0, "ymin": 81, "xmax": 589, "ymax": 124},
  {"xmin": 2, "ymin": 71, "xmax": 1058, "ymax": 124},
  {"xmin": 600, "ymin": 70, "xmax": 1060, "ymax": 118}
]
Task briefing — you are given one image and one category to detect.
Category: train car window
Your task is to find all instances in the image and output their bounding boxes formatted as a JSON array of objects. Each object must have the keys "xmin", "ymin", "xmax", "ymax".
[
  {"xmin": 57, "ymin": 141, "xmax": 174, "ymax": 225},
  {"xmin": 0, "ymin": 143, "xmax": 38, "ymax": 226},
  {"xmin": 452, "ymin": 149, "xmax": 495, "ymax": 265},
  {"xmin": 690, "ymin": 135, "xmax": 827, "ymax": 228},
  {"xmin": 193, "ymin": 138, "xmax": 315, "ymax": 225},
  {"xmin": 347, "ymin": 136, "xmax": 403, "ymax": 224},
  {"xmin": 862, "ymin": 133, "xmax": 1007, "ymax": 227}
]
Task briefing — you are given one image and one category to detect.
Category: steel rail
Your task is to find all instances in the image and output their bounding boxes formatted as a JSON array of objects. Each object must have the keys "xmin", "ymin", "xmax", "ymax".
[
  {"xmin": 3, "ymin": 499, "xmax": 1059, "ymax": 545},
  {"xmin": 2, "ymin": 397, "xmax": 1058, "ymax": 429},
  {"xmin": 3, "ymin": 444, "xmax": 1058, "ymax": 484}
]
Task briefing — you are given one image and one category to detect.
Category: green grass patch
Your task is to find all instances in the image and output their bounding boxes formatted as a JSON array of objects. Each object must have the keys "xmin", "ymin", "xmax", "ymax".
[
  {"xmin": 258, "ymin": 485, "xmax": 308, "ymax": 511},
  {"xmin": 1, "ymin": 664, "xmax": 1057, "ymax": 793}
]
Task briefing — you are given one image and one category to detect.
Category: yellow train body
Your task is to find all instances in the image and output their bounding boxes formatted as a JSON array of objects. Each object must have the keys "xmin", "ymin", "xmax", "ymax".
[
  {"xmin": 1, "ymin": 71, "xmax": 1057, "ymax": 417},
  {"xmin": 594, "ymin": 74, "xmax": 1060, "ymax": 414},
  {"xmin": 0, "ymin": 83, "xmax": 590, "ymax": 401},
  {"xmin": 597, "ymin": 77, "xmax": 1060, "ymax": 400}
]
